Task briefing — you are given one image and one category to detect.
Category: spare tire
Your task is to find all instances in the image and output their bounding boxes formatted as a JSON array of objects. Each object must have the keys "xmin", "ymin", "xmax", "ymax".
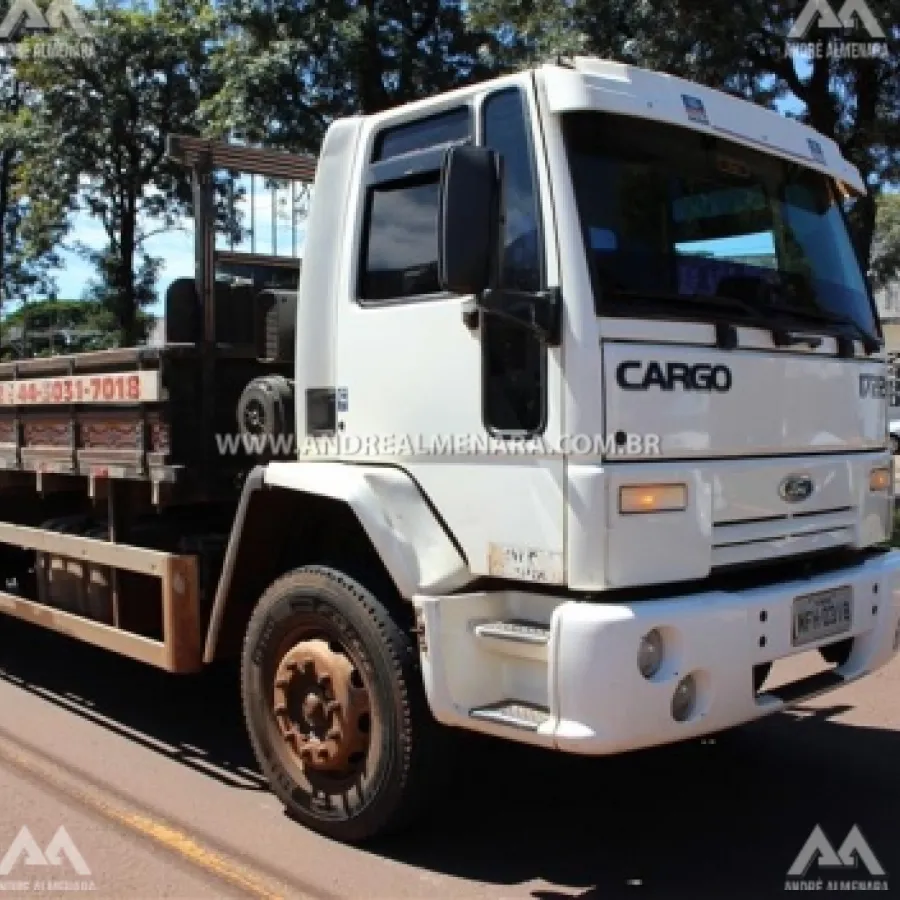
[{"xmin": 236, "ymin": 375, "xmax": 295, "ymax": 459}]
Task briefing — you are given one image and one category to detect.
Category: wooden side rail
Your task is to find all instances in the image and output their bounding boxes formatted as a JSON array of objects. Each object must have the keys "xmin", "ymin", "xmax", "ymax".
[
  {"xmin": 166, "ymin": 134, "xmax": 317, "ymax": 182},
  {"xmin": 0, "ymin": 523, "xmax": 201, "ymax": 673}
]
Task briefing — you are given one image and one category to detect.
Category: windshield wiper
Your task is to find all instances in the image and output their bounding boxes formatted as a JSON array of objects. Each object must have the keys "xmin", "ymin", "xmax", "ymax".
[
  {"xmin": 606, "ymin": 286, "xmax": 881, "ymax": 356},
  {"xmin": 754, "ymin": 302, "xmax": 881, "ymax": 356},
  {"xmin": 606, "ymin": 287, "xmax": 792, "ymax": 350}
]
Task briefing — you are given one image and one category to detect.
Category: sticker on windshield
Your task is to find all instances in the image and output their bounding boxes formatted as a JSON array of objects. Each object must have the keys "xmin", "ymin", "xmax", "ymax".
[
  {"xmin": 682, "ymin": 94, "xmax": 709, "ymax": 125},
  {"xmin": 807, "ymin": 138, "xmax": 825, "ymax": 164}
]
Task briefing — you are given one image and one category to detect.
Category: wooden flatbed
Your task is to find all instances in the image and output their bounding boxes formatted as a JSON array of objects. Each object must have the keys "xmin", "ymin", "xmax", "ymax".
[
  {"xmin": 0, "ymin": 345, "xmax": 197, "ymax": 485},
  {"xmin": 0, "ymin": 343, "xmax": 280, "ymax": 497},
  {"xmin": 0, "ymin": 136, "xmax": 312, "ymax": 501},
  {"xmin": 0, "ymin": 136, "xmax": 313, "ymax": 669}
]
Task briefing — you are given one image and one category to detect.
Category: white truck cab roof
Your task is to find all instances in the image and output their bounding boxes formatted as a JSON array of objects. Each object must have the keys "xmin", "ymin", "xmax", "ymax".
[{"xmin": 540, "ymin": 57, "xmax": 865, "ymax": 195}]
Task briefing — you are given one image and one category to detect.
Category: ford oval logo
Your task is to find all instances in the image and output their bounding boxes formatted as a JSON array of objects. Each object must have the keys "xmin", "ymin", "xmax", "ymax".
[{"xmin": 779, "ymin": 474, "xmax": 814, "ymax": 503}]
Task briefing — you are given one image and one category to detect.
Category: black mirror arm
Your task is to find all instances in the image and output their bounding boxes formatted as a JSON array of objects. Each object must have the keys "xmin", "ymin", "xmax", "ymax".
[{"xmin": 478, "ymin": 287, "xmax": 562, "ymax": 346}]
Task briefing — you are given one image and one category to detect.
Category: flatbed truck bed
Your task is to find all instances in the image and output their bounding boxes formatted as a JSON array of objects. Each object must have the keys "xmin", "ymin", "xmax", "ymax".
[
  {"xmin": 0, "ymin": 340, "xmax": 293, "ymax": 493},
  {"xmin": 0, "ymin": 138, "xmax": 309, "ymax": 680}
]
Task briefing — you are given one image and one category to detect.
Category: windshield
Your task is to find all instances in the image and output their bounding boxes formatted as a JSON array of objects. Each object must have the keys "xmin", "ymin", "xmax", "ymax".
[{"xmin": 562, "ymin": 111, "xmax": 879, "ymax": 340}]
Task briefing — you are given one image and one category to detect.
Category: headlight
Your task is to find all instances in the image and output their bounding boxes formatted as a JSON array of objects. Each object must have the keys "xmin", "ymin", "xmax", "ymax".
[{"xmin": 619, "ymin": 483, "xmax": 687, "ymax": 514}]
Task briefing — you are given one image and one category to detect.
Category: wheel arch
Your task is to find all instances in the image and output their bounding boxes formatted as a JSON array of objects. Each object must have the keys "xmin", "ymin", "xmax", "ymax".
[{"xmin": 203, "ymin": 462, "xmax": 470, "ymax": 663}]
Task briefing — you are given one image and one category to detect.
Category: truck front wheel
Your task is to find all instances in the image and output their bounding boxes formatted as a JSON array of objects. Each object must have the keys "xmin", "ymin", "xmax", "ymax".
[{"xmin": 241, "ymin": 565, "xmax": 444, "ymax": 843}]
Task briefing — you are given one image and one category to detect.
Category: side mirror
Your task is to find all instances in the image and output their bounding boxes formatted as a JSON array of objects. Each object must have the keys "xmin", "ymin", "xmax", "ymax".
[{"xmin": 437, "ymin": 145, "xmax": 501, "ymax": 295}]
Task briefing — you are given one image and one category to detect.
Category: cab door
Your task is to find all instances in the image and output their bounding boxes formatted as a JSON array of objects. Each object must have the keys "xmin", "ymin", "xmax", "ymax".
[{"xmin": 332, "ymin": 76, "xmax": 566, "ymax": 584}]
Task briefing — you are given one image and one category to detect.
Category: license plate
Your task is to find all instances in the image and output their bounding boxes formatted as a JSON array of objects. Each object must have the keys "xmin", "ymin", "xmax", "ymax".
[{"xmin": 792, "ymin": 585, "xmax": 853, "ymax": 647}]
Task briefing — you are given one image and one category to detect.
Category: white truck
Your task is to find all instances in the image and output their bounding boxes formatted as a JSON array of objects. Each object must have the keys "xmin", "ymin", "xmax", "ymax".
[{"xmin": 0, "ymin": 56, "xmax": 898, "ymax": 844}]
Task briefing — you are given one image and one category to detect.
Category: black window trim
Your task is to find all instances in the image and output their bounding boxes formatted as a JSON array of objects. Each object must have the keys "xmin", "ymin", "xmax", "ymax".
[
  {"xmin": 372, "ymin": 105, "xmax": 472, "ymax": 163},
  {"xmin": 367, "ymin": 140, "xmax": 468, "ymax": 189},
  {"xmin": 356, "ymin": 106, "xmax": 474, "ymax": 307},
  {"xmin": 829, "ymin": 179, "xmax": 883, "ymax": 339},
  {"xmin": 478, "ymin": 83, "xmax": 550, "ymax": 440},
  {"xmin": 483, "ymin": 86, "xmax": 548, "ymax": 292}
]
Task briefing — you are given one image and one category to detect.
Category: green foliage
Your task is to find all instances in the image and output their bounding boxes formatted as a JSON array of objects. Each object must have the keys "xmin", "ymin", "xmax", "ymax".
[
  {"xmin": 14, "ymin": 0, "xmax": 216, "ymax": 345},
  {"xmin": 1, "ymin": 297, "xmax": 115, "ymax": 359},
  {"xmin": 0, "ymin": 0, "xmax": 897, "ymax": 336},
  {"xmin": 3, "ymin": 298, "xmax": 105, "ymax": 327},
  {"xmin": 0, "ymin": 46, "xmax": 69, "ymax": 308},
  {"xmin": 80, "ymin": 247, "xmax": 160, "ymax": 343},
  {"xmin": 202, "ymin": 0, "xmax": 497, "ymax": 153},
  {"xmin": 0, "ymin": 296, "xmax": 154, "ymax": 359},
  {"xmin": 873, "ymin": 192, "xmax": 900, "ymax": 288}
]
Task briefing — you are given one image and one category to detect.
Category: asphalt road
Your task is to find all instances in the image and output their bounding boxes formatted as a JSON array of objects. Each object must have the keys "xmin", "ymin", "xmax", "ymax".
[{"xmin": 0, "ymin": 617, "xmax": 897, "ymax": 900}]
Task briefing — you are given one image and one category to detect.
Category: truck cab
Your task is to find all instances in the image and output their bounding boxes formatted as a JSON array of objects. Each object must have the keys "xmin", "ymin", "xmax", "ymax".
[{"xmin": 289, "ymin": 55, "xmax": 898, "ymax": 751}]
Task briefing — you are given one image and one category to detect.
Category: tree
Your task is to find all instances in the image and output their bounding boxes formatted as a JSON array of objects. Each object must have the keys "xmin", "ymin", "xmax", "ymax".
[
  {"xmin": 872, "ymin": 192, "xmax": 900, "ymax": 288},
  {"xmin": 0, "ymin": 64, "xmax": 68, "ymax": 312},
  {"xmin": 80, "ymin": 246, "xmax": 158, "ymax": 341},
  {"xmin": 203, "ymin": 0, "xmax": 496, "ymax": 154},
  {"xmin": 470, "ymin": 0, "xmax": 900, "ymax": 268},
  {"xmin": 0, "ymin": 297, "xmax": 125, "ymax": 358},
  {"xmin": 16, "ymin": 0, "xmax": 216, "ymax": 346}
]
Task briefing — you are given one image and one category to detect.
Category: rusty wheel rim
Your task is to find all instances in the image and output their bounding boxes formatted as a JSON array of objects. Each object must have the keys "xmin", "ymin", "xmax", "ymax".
[{"xmin": 272, "ymin": 636, "xmax": 373, "ymax": 779}]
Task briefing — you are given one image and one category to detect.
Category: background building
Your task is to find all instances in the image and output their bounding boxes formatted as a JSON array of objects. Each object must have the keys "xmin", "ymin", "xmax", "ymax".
[{"xmin": 876, "ymin": 281, "xmax": 900, "ymax": 354}]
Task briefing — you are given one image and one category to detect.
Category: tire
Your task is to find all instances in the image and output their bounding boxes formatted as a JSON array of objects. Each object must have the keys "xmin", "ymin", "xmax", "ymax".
[
  {"xmin": 891, "ymin": 435, "xmax": 899, "ymax": 456},
  {"xmin": 241, "ymin": 565, "xmax": 448, "ymax": 843}
]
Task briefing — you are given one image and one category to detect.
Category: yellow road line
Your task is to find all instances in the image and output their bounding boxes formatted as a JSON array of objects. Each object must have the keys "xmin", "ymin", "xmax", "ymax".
[{"xmin": 0, "ymin": 733, "xmax": 306, "ymax": 900}]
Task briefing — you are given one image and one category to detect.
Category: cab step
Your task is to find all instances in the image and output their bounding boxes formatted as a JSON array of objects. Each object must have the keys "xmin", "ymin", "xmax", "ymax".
[
  {"xmin": 469, "ymin": 701, "xmax": 552, "ymax": 732},
  {"xmin": 472, "ymin": 619, "xmax": 551, "ymax": 661},
  {"xmin": 474, "ymin": 619, "xmax": 550, "ymax": 644}
]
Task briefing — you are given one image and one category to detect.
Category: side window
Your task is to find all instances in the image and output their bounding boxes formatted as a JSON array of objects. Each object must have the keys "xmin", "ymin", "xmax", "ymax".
[
  {"xmin": 360, "ymin": 109, "xmax": 471, "ymax": 302},
  {"xmin": 482, "ymin": 89, "xmax": 545, "ymax": 435},
  {"xmin": 374, "ymin": 108, "xmax": 470, "ymax": 161},
  {"xmin": 361, "ymin": 177, "xmax": 441, "ymax": 300},
  {"xmin": 485, "ymin": 91, "xmax": 543, "ymax": 292}
]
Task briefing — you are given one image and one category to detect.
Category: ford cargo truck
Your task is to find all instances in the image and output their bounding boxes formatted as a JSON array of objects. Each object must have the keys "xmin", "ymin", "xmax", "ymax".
[{"xmin": 0, "ymin": 57, "xmax": 897, "ymax": 843}]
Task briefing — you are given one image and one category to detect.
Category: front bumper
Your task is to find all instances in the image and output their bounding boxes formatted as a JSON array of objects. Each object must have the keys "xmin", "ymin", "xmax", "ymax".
[{"xmin": 415, "ymin": 550, "xmax": 900, "ymax": 754}]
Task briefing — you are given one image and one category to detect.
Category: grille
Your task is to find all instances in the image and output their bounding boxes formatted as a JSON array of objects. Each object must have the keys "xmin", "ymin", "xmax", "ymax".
[{"xmin": 712, "ymin": 506, "xmax": 856, "ymax": 567}]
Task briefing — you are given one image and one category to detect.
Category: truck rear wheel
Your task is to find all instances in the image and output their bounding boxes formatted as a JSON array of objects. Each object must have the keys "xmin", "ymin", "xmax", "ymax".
[{"xmin": 241, "ymin": 565, "xmax": 444, "ymax": 843}]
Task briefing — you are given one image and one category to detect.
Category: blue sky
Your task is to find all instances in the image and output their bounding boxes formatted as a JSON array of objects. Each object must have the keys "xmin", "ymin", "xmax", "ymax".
[
  {"xmin": 36, "ymin": 174, "xmax": 306, "ymax": 318},
  {"xmin": 48, "ymin": 219, "xmax": 196, "ymax": 318}
]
